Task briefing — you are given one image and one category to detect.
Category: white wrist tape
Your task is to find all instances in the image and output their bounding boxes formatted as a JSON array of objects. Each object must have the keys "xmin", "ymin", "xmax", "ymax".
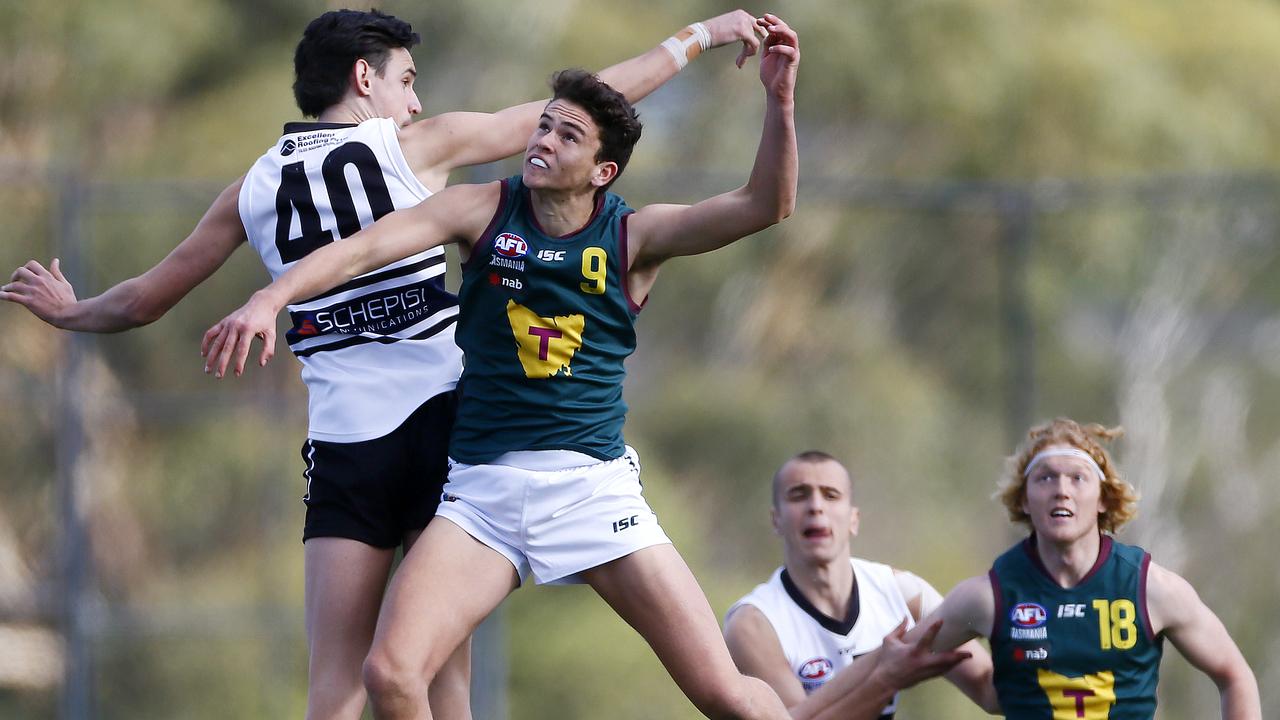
[{"xmin": 662, "ymin": 22, "xmax": 712, "ymax": 70}]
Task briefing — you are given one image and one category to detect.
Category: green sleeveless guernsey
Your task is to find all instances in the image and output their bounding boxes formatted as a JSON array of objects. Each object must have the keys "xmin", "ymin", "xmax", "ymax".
[
  {"xmin": 990, "ymin": 535, "xmax": 1163, "ymax": 719},
  {"xmin": 450, "ymin": 177, "xmax": 641, "ymax": 463}
]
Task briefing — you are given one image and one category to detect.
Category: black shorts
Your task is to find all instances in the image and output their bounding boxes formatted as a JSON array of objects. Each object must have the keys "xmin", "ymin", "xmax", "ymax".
[{"xmin": 301, "ymin": 389, "xmax": 458, "ymax": 548}]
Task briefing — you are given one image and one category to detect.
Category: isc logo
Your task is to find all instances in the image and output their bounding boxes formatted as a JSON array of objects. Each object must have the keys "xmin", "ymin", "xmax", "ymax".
[
  {"xmin": 494, "ymin": 233, "xmax": 528, "ymax": 258},
  {"xmin": 1058, "ymin": 603, "xmax": 1087, "ymax": 618},
  {"xmin": 1011, "ymin": 603, "xmax": 1048, "ymax": 628},
  {"xmin": 612, "ymin": 515, "xmax": 639, "ymax": 533},
  {"xmin": 537, "ymin": 249, "xmax": 566, "ymax": 262}
]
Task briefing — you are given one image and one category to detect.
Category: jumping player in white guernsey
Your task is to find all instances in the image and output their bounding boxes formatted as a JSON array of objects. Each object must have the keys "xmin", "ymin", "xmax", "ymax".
[
  {"xmin": 724, "ymin": 451, "xmax": 1000, "ymax": 719},
  {"xmin": 1, "ymin": 9, "xmax": 768, "ymax": 720}
]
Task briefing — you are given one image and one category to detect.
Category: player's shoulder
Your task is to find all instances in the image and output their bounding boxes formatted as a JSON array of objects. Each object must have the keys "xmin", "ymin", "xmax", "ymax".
[
  {"xmin": 723, "ymin": 601, "xmax": 778, "ymax": 646},
  {"xmin": 1143, "ymin": 560, "xmax": 1200, "ymax": 630}
]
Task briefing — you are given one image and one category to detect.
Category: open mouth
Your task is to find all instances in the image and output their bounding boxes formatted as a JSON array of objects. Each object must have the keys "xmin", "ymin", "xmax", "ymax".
[
  {"xmin": 802, "ymin": 527, "xmax": 831, "ymax": 540},
  {"xmin": 529, "ymin": 157, "xmax": 548, "ymax": 169},
  {"xmin": 1050, "ymin": 509, "xmax": 1074, "ymax": 518}
]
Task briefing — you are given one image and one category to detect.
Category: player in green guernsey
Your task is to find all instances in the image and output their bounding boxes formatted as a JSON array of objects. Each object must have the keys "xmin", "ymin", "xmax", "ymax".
[
  {"xmin": 910, "ymin": 418, "xmax": 1260, "ymax": 719},
  {"xmin": 203, "ymin": 15, "xmax": 823, "ymax": 720}
]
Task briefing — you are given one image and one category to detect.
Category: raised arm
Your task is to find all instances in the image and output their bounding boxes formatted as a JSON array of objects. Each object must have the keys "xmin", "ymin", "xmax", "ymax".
[
  {"xmin": 201, "ymin": 181, "xmax": 499, "ymax": 378},
  {"xmin": 399, "ymin": 10, "xmax": 765, "ymax": 185},
  {"xmin": 626, "ymin": 13, "xmax": 798, "ymax": 291},
  {"xmin": 1147, "ymin": 562, "xmax": 1261, "ymax": 720},
  {"xmin": 2, "ymin": 178, "xmax": 247, "ymax": 332}
]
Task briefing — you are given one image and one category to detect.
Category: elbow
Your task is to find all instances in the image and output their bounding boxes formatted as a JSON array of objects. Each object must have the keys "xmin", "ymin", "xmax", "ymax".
[{"xmin": 119, "ymin": 291, "xmax": 165, "ymax": 329}]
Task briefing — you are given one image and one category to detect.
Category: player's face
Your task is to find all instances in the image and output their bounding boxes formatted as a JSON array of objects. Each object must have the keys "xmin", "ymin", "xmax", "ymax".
[
  {"xmin": 771, "ymin": 460, "xmax": 859, "ymax": 566},
  {"xmin": 368, "ymin": 47, "xmax": 422, "ymax": 128},
  {"xmin": 523, "ymin": 100, "xmax": 617, "ymax": 193},
  {"xmin": 1021, "ymin": 444, "xmax": 1105, "ymax": 545}
]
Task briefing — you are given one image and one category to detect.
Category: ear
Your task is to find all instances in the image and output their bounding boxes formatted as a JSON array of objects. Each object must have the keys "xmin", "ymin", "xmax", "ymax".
[
  {"xmin": 590, "ymin": 160, "xmax": 619, "ymax": 190},
  {"xmin": 770, "ymin": 506, "xmax": 781, "ymax": 536},
  {"xmin": 848, "ymin": 506, "xmax": 860, "ymax": 538},
  {"xmin": 352, "ymin": 58, "xmax": 374, "ymax": 97}
]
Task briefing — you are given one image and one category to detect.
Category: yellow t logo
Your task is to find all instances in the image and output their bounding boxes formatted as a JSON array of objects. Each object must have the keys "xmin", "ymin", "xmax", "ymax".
[
  {"xmin": 1036, "ymin": 669, "xmax": 1116, "ymax": 719},
  {"xmin": 506, "ymin": 299, "xmax": 584, "ymax": 378}
]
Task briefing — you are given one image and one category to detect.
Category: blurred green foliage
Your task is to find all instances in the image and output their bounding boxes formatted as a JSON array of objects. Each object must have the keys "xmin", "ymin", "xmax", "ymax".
[{"xmin": 2, "ymin": 1, "xmax": 1279, "ymax": 718}]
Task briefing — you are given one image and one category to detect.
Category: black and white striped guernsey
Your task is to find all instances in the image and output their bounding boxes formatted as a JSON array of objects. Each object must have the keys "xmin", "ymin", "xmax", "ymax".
[{"xmin": 239, "ymin": 118, "xmax": 462, "ymax": 442}]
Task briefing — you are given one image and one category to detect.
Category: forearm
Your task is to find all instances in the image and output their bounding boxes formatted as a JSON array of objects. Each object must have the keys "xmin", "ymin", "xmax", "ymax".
[
  {"xmin": 1219, "ymin": 672, "xmax": 1262, "ymax": 720},
  {"xmin": 743, "ymin": 95, "xmax": 798, "ymax": 226},
  {"xmin": 790, "ymin": 653, "xmax": 894, "ymax": 720},
  {"xmin": 597, "ymin": 45, "xmax": 681, "ymax": 104},
  {"xmin": 53, "ymin": 280, "xmax": 154, "ymax": 332}
]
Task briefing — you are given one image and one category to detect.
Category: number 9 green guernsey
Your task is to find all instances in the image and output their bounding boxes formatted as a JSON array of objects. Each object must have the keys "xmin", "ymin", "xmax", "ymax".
[
  {"xmin": 989, "ymin": 535, "xmax": 1164, "ymax": 719},
  {"xmin": 451, "ymin": 177, "xmax": 641, "ymax": 464}
]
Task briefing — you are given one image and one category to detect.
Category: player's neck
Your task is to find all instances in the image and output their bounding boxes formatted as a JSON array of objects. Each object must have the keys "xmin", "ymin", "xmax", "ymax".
[
  {"xmin": 529, "ymin": 187, "xmax": 598, "ymax": 237},
  {"xmin": 317, "ymin": 98, "xmax": 378, "ymax": 125},
  {"xmin": 1032, "ymin": 530, "xmax": 1102, "ymax": 589},
  {"xmin": 785, "ymin": 555, "xmax": 854, "ymax": 620}
]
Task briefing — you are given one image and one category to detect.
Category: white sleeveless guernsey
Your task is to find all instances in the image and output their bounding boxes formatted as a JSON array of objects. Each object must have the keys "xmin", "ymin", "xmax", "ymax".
[
  {"xmin": 729, "ymin": 558, "xmax": 913, "ymax": 717},
  {"xmin": 239, "ymin": 118, "xmax": 463, "ymax": 442}
]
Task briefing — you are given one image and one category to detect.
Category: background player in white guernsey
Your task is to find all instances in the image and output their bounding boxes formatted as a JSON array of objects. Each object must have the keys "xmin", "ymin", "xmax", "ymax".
[
  {"xmin": 724, "ymin": 451, "xmax": 999, "ymax": 719},
  {"xmin": 0, "ymin": 8, "xmax": 766, "ymax": 720},
  {"xmin": 202, "ymin": 15, "xmax": 806, "ymax": 720}
]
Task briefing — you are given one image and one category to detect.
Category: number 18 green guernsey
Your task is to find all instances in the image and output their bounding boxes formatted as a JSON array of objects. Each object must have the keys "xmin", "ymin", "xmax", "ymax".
[{"xmin": 990, "ymin": 535, "xmax": 1164, "ymax": 719}]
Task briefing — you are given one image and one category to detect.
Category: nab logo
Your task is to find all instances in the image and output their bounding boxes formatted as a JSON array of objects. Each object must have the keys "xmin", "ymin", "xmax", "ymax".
[
  {"xmin": 280, "ymin": 139, "xmax": 297, "ymax": 156},
  {"xmin": 537, "ymin": 249, "xmax": 566, "ymax": 262},
  {"xmin": 1012, "ymin": 603, "xmax": 1048, "ymax": 628},
  {"xmin": 798, "ymin": 658, "xmax": 833, "ymax": 682},
  {"xmin": 501, "ymin": 276, "xmax": 524, "ymax": 290},
  {"xmin": 494, "ymin": 233, "xmax": 528, "ymax": 258},
  {"xmin": 1013, "ymin": 646, "xmax": 1050, "ymax": 662}
]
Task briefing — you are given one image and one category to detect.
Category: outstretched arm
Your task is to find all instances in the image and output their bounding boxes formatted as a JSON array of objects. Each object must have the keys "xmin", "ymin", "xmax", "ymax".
[
  {"xmin": 200, "ymin": 181, "xmax": 499, "ymax": 378},
  {"xmin": 725, "ymin": 605, "xmax": 973, "ymax": 720},
  {"xmin": 401, "ymin": 10, "xmax": 765, "ymax": 185},
  {"xmin": 895, "ymin": 570, "xmax": 999, "ymax": 714},
  {"xmin": 1, "ymin": 178, "xmax": 247, "ymax": 332},
  {"xmin": 801, "ymin": 620, "xmax": 973, "ymax": 720},
  {"xmin": 625, "ymin": 13, "xmax": 798, "ymax": 298},
  {"xmin": 1147, "ymin": 562, "xmax": 1261, "ymax": 720}
]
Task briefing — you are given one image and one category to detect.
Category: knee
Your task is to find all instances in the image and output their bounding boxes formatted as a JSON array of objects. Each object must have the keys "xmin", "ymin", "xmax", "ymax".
[{"xmin": 363, "ymin": 649, "xmax": 427, "ymax": 707}]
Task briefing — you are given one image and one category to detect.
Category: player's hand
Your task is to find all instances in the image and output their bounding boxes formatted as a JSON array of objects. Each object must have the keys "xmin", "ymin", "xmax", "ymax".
[
  {"xmin": 201, "ymin": 290, "xmax": 280, "ymax": 378},
  {"xmin": 873, "ymin": 619, "xmax": 971, "ymax": 691},
  {"xmin": 757, "ymin": 13, "xmax": 799, "ymax": 102},
  {"xmin": 1, "ymin": 258, "xmax": 77, "ymax": 327},
  {"xmin": 701, "ymin": 9, "xmax": 767, "ymax": 68}
]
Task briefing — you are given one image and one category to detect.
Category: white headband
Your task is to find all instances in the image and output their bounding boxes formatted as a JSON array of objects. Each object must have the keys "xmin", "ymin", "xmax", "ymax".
[{"xmin": 1023, "ymin": 447, "xmax": 1105, "ymax": 482}]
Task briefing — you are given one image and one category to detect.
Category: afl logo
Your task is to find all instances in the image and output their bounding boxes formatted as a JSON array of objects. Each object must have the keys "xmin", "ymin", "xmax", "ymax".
[
  {"xmin": 280, "ymin": 139, "xmax": 297, "ymax": 156},
  {"xmin": 1011, "ymin": 602, "xmax": 1048, "ymax": 628},
  {"xmin": 494, "ymin": 233, "xmax": 528, "ymax": 258},
  {"xmin": 798, "ymin": 657, "xmax": 834, "ymax": 682}
]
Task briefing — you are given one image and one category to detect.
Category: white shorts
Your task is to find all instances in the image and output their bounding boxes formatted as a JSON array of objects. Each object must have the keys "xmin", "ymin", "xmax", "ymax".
[{"xmin": 435, "ymin": 446, "xmax": 671, "ymax": 585}]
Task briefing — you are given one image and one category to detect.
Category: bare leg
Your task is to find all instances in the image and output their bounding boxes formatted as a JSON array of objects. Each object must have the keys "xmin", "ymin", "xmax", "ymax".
[
  {"xmin": 582, "ymin": 544, "xmax": 790, "ymax": 720},
  {"xmin": 304, "ymin": 537, "xmax": 396, "ymax": 720},
  {"xmin": 403, "ymin": 528, "xmax": 475, "ymax": 720},
  {"xmin": 364, "ymin": 518, "xmax": 519, "ymax": 720}
]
